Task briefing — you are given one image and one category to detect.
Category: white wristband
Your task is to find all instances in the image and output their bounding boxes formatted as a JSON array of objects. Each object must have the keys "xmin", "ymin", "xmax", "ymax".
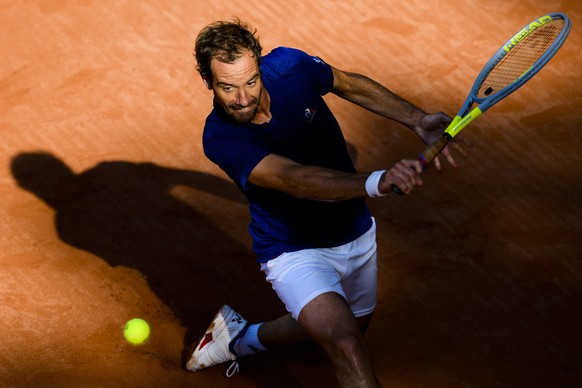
[{"xmin": 365, "ymin": 170, "xmax": 388, "ymax": 198}]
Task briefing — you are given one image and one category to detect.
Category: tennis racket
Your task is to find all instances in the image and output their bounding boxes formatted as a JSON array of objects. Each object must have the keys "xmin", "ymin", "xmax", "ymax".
[{"xmin": 392, "ymin": 12, "xmax": 571, "ymax": 194}]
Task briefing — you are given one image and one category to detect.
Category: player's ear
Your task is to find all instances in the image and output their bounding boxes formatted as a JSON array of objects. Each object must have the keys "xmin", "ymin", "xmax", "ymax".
[{"xmin": 202, "ymin": 77, "xmax": 212, "ymax": 90}]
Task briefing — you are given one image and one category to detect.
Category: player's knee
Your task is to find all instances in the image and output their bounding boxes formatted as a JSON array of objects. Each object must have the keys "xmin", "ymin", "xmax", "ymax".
[{"xmin": 330, "ymin": 330, "xmax": 366, "ymax": 361}]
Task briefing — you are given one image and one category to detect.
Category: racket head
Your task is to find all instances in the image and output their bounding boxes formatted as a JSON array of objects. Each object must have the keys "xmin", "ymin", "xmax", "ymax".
[
  {"xmin": 418, "ymin": 13, "xmax": 570, "ymax": 172},
  {"xmin": 470, "ymin": 13, "xmax": 571, "ymax": 111}
]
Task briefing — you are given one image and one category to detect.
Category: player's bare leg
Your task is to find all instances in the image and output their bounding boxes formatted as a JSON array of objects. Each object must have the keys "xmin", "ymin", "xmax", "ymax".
[
  {"xmin": 256, "ymin": 313, "xmax": 310, "ymax": 346},
  {"xmin": 257, "ymin": 308, "xmax": 373, "ymax": 349},
  {"xmin": 294, "ymin": 292, "xmax": 378, "ymax": 387},
  {"xmin": 187, "ymin": 299, "xmax": 377, "ymax": 386}
]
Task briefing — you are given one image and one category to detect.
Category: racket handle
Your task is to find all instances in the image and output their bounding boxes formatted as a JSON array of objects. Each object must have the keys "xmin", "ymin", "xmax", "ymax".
[
  {"xmin": 420, "ymin": 133, "xmax": 451, "ymax": 166},
  {"xmin": 391, "ymin": 184, "xmax": 404, "ymax": 195},
  {"xmin": 391, "ymin": 134, "xmax": 451, "ymax": 195}
]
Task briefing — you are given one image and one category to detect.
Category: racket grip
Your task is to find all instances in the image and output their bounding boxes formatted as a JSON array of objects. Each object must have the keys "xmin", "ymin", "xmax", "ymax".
[
  {"xmin": 420, "ymin": 134, "xmax": 451, "ymax": 166},
  {"xmin": 390, "ymin": 134, "xmax": 451, "ymax": 195},
  {"xmin": 390, "ymin": 164, "xmax": 420, "ymax": 195}
]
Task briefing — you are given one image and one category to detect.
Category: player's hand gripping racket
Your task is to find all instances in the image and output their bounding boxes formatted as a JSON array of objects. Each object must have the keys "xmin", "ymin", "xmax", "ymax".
[{"xmin": 392, "ymin": 12, "xmax": 571, "ymax": 194}]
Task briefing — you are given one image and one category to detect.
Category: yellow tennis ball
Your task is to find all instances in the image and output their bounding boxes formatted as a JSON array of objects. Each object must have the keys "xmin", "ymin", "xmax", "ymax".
[{"xmin": 124, "ymin": 318, "xmax": 150, "ymax": 345}]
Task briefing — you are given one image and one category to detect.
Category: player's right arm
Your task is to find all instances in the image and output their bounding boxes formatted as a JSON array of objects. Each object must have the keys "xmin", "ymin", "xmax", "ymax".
[{"xmin": 248, "ymin": 153, "xmax": 422, "ymax": 199}]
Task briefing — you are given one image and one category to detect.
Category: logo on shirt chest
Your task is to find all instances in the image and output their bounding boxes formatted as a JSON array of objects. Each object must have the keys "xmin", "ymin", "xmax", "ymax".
[{"xmin": 304, "ymin": 108, "xmax": 318, "ymax": 124}]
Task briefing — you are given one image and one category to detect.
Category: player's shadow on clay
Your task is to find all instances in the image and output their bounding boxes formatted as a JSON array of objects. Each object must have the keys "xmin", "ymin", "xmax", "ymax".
[
  {"xmin": 10, "ymin": 152, "xmax": 283, "ymax": 330},
  {"xmin": 11, "ymin": 151, "xmax": 335, "ymax": 383}
]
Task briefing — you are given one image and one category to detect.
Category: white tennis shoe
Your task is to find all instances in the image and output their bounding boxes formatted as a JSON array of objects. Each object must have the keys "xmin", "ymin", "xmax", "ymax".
[{"xmin": 185, "ymin": 305, "xmax": 249, "ymax": 377}]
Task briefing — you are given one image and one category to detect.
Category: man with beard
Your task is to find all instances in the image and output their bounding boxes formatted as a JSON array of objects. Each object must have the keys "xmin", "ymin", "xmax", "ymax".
[{"xmin": 185, "ymin": 18, "xmax": 470, "ymax": 387}]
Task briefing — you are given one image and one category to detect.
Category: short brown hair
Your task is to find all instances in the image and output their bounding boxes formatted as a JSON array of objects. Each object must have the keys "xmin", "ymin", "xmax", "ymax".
[{"xmin": 194, "ymin": 18, "xmax": 263, "ymax": 85}]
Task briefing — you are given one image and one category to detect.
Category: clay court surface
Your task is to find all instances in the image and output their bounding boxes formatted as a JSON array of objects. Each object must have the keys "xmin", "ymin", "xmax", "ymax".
[{"xmin": 1, "ymin": 0, "xmax": 581, "ymax": 386}]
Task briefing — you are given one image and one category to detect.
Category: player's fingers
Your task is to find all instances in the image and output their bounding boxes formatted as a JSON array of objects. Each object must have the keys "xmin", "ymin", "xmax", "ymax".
[
  {"xmin": 392, "ymin": 160, "xmax": 422, "ymax": 193},
  {"xmin": 456, "ymin": 134, "xmax": 473, "ymax": 147},
  {"xmin": 451, "ymin": 135, "xmax": 473, "ymax": 157},
  {"xmin": 394, "ymin": 179, "xmax": 414, "ymax": 194},
  {"xmin": 451, "ymin": 138, "xmax": 470, "ymax": 157},
  {"xmin": 387, "ymin": 169, "xmax": 409, "ymax": 194},
  {"xmin": 400, "ymin": 159, "xmax": 422, "ymax": 174},
  {"xmin": 441, "ymin": 148, "xmax": 459, "ymax": 168},
  {"xmin": 389, "ymin": 176, "xmax": 410, "ymax": 194},
  {"xmin": 433, "ymin": 155, "xmax": 442, "ymax": 171}
]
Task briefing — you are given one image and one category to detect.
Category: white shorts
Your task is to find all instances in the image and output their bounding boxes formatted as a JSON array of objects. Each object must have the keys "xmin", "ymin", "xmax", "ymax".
[{"xmin": 260, "ymin": 219, "xmax": 378, "ymax": 320}]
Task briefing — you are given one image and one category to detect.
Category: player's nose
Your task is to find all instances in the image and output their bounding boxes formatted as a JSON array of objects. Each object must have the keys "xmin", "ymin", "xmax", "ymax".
[{"xmin": 236, "ymin": 90, "xmax": 250, "ymax": 106}]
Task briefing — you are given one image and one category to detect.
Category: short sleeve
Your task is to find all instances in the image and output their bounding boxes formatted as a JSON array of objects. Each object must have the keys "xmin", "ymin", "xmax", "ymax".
[
  {"xmin": 203, "ymin": 119, "xmax": 271, "ymax": 191},
  {"xmin": 262, "ymin": 47, "xmax": 334, "ymax": 95}
]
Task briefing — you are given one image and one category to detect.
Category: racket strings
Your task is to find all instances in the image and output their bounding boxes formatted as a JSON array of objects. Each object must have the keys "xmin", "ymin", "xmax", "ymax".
[{"xmin": 477, "ymin": 19, "xmax": 565, "ymax": 98}]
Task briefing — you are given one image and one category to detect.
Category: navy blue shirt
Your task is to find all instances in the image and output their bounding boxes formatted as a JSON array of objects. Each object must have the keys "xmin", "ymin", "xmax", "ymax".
[{"xmin": 203, "ymin": 47, "xmax": 372, "ymax": 262}]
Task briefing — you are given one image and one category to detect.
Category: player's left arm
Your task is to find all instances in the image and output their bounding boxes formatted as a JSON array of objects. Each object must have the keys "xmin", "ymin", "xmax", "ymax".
[{"xmin": 330, "ymin": 66, "xmax": 471, "ymax": 169}]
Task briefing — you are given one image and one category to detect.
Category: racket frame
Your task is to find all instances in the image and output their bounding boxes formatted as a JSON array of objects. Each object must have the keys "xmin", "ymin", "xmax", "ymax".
[{"xmin": 416, "ymin": 12, "xmax": 571, "ymax": 170}]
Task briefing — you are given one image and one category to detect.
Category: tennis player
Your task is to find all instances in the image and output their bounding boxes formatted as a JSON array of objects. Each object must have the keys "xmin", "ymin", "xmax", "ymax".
[{"xmin": 185, "ymin": 18, "xmax": 470, "ymax": 387}]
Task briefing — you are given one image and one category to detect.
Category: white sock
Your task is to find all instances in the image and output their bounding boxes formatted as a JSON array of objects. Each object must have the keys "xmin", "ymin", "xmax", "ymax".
[{"xmin": 234, "ymin": 323, "xmax": 267, "ymax": 356}]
